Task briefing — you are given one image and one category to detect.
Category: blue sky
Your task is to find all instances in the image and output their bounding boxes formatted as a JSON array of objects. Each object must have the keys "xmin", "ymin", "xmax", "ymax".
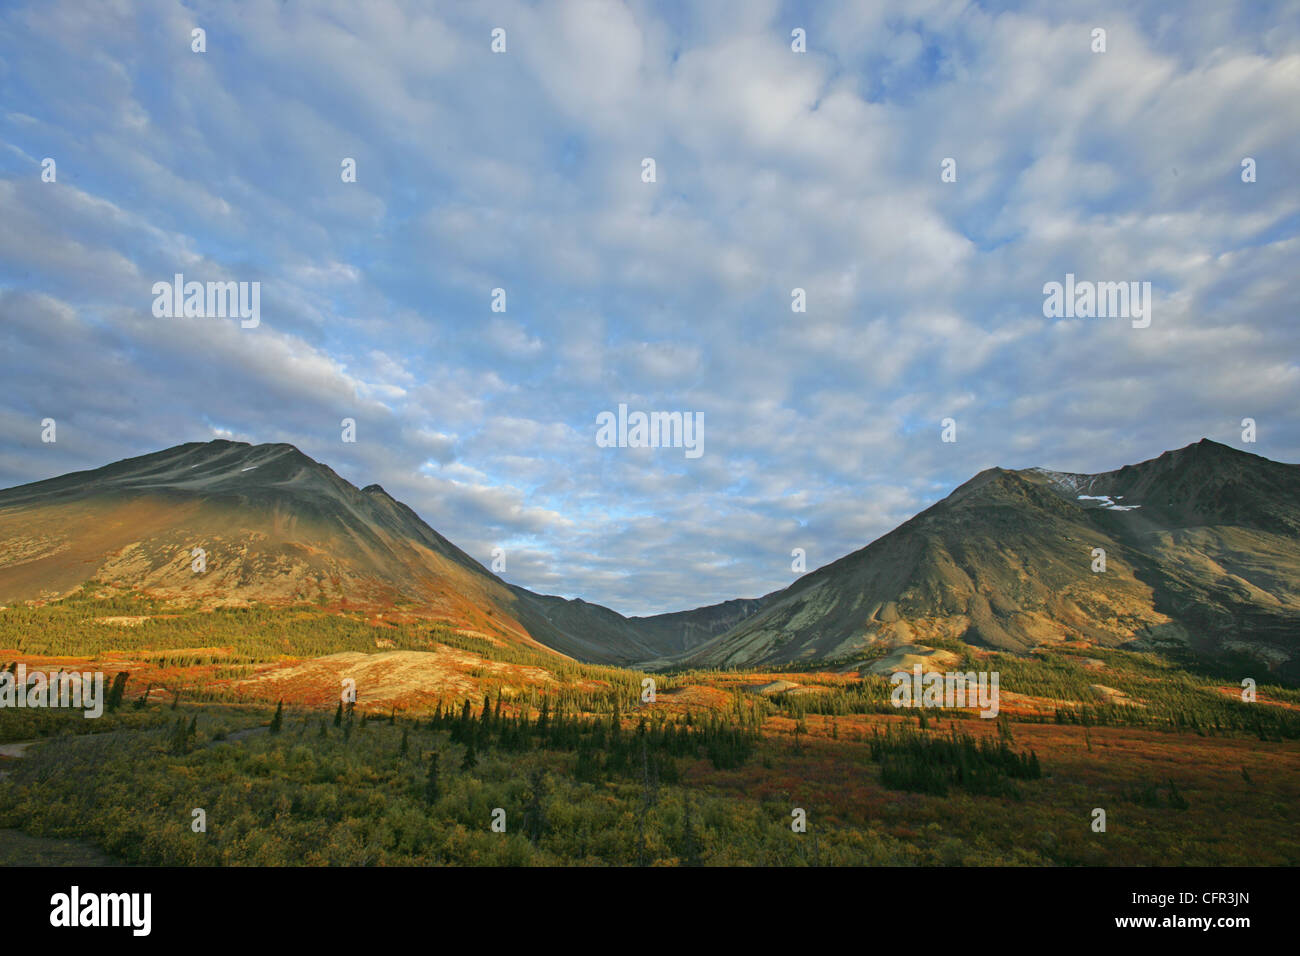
[{"xmin": 1, "ymin": 0, "xmax": 1298, "ymax": 615}]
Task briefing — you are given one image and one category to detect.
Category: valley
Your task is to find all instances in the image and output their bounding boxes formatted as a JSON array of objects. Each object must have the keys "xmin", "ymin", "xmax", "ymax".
[{"xmin": 1, "ymin": 438, "xmax": 1298, "ymax": 866}]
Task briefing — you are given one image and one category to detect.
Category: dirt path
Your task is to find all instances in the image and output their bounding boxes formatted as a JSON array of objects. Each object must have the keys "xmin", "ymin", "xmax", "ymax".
[
  {"xmin": 0, "ymin": 724, "xmax": 268, "ymax": 781},
  {"xmin": 0, "ymin": 828, "xmax": 122, "ymax": 866},
  {"xmin": 0, "ymin": 740, "xmax": 41, "ymax": 759},
  {"xmin": 0, "ymin": 740, "xmax": 41, "ymax": 779},
  {"xmin": 219, "ymin": 726, "xmax": 268, "ymax": 744}
]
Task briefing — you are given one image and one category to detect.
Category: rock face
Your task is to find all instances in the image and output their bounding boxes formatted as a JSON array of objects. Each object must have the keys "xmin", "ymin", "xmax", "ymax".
[{"xmin": 681, "ymin": 440, "xmax": 1300, "ymax": 680}]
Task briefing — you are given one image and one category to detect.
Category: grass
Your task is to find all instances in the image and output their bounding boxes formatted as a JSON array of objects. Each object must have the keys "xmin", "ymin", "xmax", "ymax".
[{"xmin": 1, "ymin": 585, "xmax": 1297, "ymax": 866}]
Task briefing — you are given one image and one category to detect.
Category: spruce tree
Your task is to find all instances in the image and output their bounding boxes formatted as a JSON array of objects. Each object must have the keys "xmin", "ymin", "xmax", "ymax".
[
  {"xmin": 459, "ymin": 699, "xmax": 472, "ymax": 736},
  {"xmin": 680, "ymin": 800, "xmax": 703, "ymax": 867},
  {"xmin": 269, "ymin": 700, "xmax": 284, "ymax": 734},
  {"xmin": 106, "ymin": 672, "xmax": 129, "ymax": 712},
  {"xmin": 523, "ymin": 768, "xmax": 548, "ymax": 843},
  {"xmin": 169, "ymin": 717, "xmax": 190, "ymax": 755},
  {"xmin": 424, "ymin": 752, "xmax": 441, "ymax": 804},
  {"xmin": 536, "ymin": 698, "xmax": 550, "ymax": 736}
]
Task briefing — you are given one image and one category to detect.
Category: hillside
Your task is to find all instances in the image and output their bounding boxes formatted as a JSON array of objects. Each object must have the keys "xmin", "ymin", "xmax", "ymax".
[
  {"xmin": 681, "ymin": 440, "xmax": 1300, "ymax": 679},
  {"xmin": 0, "ymin": 440, "xmax": 747, "ymax": 665},
  {"xmin": 3, "ymin": 437, "xmax": 1297, "ymax": 679}
]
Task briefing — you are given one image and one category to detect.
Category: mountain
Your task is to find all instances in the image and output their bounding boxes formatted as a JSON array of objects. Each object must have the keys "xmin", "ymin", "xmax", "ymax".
[
  {"xmin": 4, "ymin": 438, "xmax": 1296, "ymax": 679},
  {"xmin": 0, "ymin": 440, "xmax": 752, "ymax": 665},
  {"xmin": 681, "ymin": 440, "xmax": 1300, "ymax": 679}
]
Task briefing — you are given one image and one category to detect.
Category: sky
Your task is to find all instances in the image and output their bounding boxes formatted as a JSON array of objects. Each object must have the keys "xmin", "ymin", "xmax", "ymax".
[{"xmin": 1, "ymin": 0, "xmax": 1298, "ymax": 616}]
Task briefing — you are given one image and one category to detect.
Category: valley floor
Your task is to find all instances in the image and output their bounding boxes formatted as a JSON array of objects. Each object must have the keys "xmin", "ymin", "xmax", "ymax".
[
  {"xmin": 2, "ymin": 594, "xmax": 1297, "ymax": 866},
  {"xmin": 1, "ymin": 701, "xmax": 1296, "ymax": 866}
]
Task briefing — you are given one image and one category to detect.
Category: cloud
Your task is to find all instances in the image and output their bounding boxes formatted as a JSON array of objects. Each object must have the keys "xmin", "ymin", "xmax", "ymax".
[{"xmin": 1, "ymin": 0, "xmax": 1297, "ymax": 615}]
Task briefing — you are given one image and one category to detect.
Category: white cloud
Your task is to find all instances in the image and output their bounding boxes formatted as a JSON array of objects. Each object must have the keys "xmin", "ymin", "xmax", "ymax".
[{"xmin": 1, "ymin": 0, "xmax": 1297, "ymax": 613}]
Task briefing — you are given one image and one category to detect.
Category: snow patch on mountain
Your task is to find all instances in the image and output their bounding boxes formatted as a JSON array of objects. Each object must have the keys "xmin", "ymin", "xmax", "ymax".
[{"xmin": 1077, "ymin": 494, "xmax": 1141, "ymax": 511}]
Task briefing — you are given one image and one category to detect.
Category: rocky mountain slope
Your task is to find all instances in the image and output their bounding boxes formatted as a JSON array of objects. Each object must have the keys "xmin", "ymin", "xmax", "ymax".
[
  {"xmin": 3, "ymin": 437, "xmax": 1296, "ymax": 679},
  {"xmin": 0, "ymin": 440, "xmax": 748, "ymax": 665},
  {"xmin": 681, "ymin": 440, "xmax": 1300, "ymax": 679}
]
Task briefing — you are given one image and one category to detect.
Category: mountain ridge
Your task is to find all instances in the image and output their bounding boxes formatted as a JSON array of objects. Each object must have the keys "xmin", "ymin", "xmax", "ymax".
[
  {"xmin": 0, "ymin": 438, "xmax": 762, "ymax": 664},
  {"xmin": 2, "ymin": 437, "xmax": 1296, "ymax": 677},
  {"xmin": 682, "ymin": 438, "xmax": 1300, "ymax": 677}
]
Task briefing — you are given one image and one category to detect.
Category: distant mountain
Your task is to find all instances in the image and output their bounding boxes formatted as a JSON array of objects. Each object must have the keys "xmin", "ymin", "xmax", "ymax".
[
  {"xmin": 0, "ymin": 440, "xmax": 752, "ymax": 664},
  {"xmin": 4, "ymin": 438, "xmax": 1296, "ymax": 678},
  {"xmin": 681, "ymin": 440, "xmax": 1300, "ymax": 680}
]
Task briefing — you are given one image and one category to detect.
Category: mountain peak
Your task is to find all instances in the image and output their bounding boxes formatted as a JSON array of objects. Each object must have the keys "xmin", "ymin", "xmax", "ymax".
[
  {"xmin": 1124, "ymin": 436, "xmax": 1268, "ymax": 475},
  {"xmin": 1188, "ymin": 436, "xmax": 1239, "ymax": 455}
]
